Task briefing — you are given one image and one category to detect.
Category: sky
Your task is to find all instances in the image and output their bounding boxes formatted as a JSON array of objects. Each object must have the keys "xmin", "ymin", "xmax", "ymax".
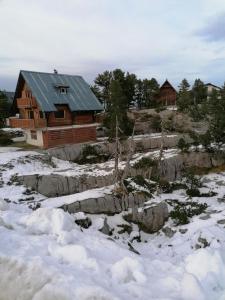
[{"xmin": 0, "ymin": 0, "xmax": 225, "ymax": 91}]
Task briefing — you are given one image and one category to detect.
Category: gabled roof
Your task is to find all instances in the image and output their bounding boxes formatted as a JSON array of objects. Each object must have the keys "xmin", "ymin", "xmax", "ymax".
[
  {"xmin": 14, "ymin": 70, "xmax": 103, "ymax": 112},
  {"xmin": 205, "ymin": 83, "xmax": 221, "ymax": 90},
  {"xmin": 160, "ymin": 79, "xmax": 176, "ymax": 92}
]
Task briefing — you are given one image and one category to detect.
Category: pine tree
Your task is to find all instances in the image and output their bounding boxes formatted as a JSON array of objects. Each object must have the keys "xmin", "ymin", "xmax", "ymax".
[
  {"xmin": 94, "ymin": 71, "xmax": 112, "ymax": 110},
  {"xmin": 207, "ymin": 87, "xmax": 225, "ymax": 147},
  {"xmin": 192, "ymin": 79, "xmax": 207, "ymax": 104},
  {"xmin": 104, "ymin": 79, "xmax": 133, "ymax": 139},
  {"xmin": 176, "ymin": 79, "xmax": 192, "ymax": 112},
  {"xmin": 0, "ymin": 91, "xmax": 11, "ymax": 127}
]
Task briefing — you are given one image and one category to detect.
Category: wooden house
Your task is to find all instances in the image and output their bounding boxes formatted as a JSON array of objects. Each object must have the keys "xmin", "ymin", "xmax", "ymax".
[
  {"xmin": 157, "ymin": 80, "xmax": 177, "ymax": 106},
  {"xmin": 9, "ymin": 70, "xmax": 103, "ymax": 148}
]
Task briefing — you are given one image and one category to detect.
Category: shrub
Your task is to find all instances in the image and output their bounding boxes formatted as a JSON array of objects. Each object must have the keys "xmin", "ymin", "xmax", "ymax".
[
  {"xmin": 177, "ymin": 137, "xmax": 189, "ymax": 152},
  {"xmin": 184, "ymin": 168, "xmax": 202, "ymax": 189},
  {"xmin": 123, "ymin": 175, "xmax": 156, "ymax": 195},
  {"xmin": 0, "ymin": 130, "xmax": 12, "ymax": 146},
  {"xmin": 133, "ymin": 157, "xmax": 157, "ymax": 169},
  {"xmin": 168, "ymin": 199, "xmax": 208, "ymax": 225},
  {"xmin": 170, "ymin": 182, "xmax": 188, "ymax": 191},
  {"xmin": 186, "ymin": 188, "xmax": 201, "ymax": 197},
  {"xmin": 158, "ymin": 178, "xmax": 173, "ymax": 193},
  {"xmin": 189, "ymin": 131, "xmax": 200, "ymax": 151},
  {"xmin": 77, "ymin": 144, "xmax": 110, "ymax": 164},
  {"xmin": 150, "ymin": 115, "xmax": 162, "ymax": 132}
]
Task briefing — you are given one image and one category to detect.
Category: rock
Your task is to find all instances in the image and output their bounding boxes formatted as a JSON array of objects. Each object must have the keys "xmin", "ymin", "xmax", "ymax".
[
  {"xmin": 162, "ymin": 226, "xmax": 176, "ymax": 238},
  {"xmin": 128, "ymin": 242, "xmax": 140, "ymax": 255},
  {"xmin": 0, "ymin": 198, "xmax": 9, "ymax": 211},
  {"xmin": 117, "ymin": 224, "xmax": 133, "ymax": 235},
  {"xmin": 75, "ymin": 217, "xmax": 92, "ymax": 229},
  {"xmin": 195, "ymin": 244, "xmax": 201, "ymax": 250},
  {"xmin": 99, "ymin": 218, "xmax": 113, "ymax": 236},
  {"xmin": 198, "ymin": 237, "xmax": 210, "ymax": 248},
  {"xmin": 126, "ymin": 201, "xmax": 169, "ymax": 233},
  {"xmin": 179, "ymin": 228, "xmax": 188, "ymax": 234},
  {"xmin": 199, "ymin": 214, "xmax": 211, "ymax": 220},
  {"xmin": 217, "ymin": 219, "xmax": 225, "ymax": 224},
  {"xmin": 129, "ymin": 231, "xmax": 141, "ymax": 243}
]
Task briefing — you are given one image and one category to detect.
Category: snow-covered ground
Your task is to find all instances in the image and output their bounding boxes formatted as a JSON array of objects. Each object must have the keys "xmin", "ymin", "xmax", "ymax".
[{"xmin": 1, "ymin": 147, "xmax": 225, "ymax": 299}]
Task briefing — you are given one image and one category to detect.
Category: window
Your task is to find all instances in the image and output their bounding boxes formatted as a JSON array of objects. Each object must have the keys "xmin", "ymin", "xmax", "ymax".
[
  {"xmin": 39, "ymin": 111, "xmax": 44, "ymax": 119},
  {"xmin": 28, "ymin": 110, "xmax": 34, "ymax": 119},
  {"xmin": 60, "ymin": 87, "xmax": 67, "ymax": 94},
  {"xmin": 54, "ymin": 110, "xmax": 65, "ymax": 119},
  {"xmin": 31, "ymin": 130, "xmax": 37, "ymax": 140}
]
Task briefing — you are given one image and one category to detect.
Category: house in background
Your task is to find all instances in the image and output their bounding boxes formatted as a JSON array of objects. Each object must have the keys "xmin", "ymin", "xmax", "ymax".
[
  {"xmin": 9, "ymin": 70, "xmax": 103, "ymax": 148},
  {"xmin": 157, "ymin": 80, "xmax": 177, "ymax": 106},
  {"xmin": 205, "ymin": 83, "xmax": 221, "ymax": 94}
]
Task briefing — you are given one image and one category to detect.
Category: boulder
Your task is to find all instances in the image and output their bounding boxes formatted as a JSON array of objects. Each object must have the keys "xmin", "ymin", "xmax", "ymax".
[
  {"xmin": 99, "ymin": 218, "xmax": 113, "ymax": 236},
  {"xmin": 126, "ymin": 201, "xmax": 169, "ymax": 233}
]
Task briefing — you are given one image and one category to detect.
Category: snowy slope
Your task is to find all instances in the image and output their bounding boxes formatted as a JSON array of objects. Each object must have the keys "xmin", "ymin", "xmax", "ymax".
[{"xmin": 1, "ymin": 147, "xmax": 225, "ymax": 299}]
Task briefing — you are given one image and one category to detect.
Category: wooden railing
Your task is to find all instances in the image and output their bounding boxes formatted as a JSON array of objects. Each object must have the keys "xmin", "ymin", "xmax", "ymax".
[
  {"xmin": 17, "ymin": 97, "xmax": 37, "ymax": 108},
  {"xmin": 9, "ymin": 117, "xmax": 47, "ymax": 129}
]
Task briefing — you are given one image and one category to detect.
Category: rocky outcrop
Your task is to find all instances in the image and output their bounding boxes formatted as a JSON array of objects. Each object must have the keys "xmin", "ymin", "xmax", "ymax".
[
  {"xmin": 18, "ymin": 151, "xmax": 225, "ymax": 197},
  {"xmin": 18, "ymin": 173, "xmax": 115, "ymax": 197},
  {"xmin": 61, "ymin": 192, "xmax": 148, "ymax": 214},
  {"xmin": 46, "ymin": 135, "xmax": 182, "ymax": 162},
  {"xmin": 125, "ymin": 201, "xmax": 169, "ymax": 233},
  {"xmin": 60, "ymin": 191, "xmax": 168, "ymax": 233}
]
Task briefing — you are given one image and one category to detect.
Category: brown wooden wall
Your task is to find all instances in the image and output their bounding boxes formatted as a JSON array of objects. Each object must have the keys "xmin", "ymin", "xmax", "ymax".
[
  {"xmin": 42, "ymin": 126, "xmax": 96, "ymax": 148},
  {"xmin": 157, "ymin": 87, "xmax": 176, "ymax": 106}
]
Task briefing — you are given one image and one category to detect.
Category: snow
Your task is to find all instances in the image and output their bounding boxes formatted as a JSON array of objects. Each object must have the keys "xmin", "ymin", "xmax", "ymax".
[
  {"xmin": 42, "ymin": 185, "xmax": 114, "ymax": 208},
  {"xmin": 1, "ymin": 199, "xmax": 225, "ymax": 299},
  {"xmin": 2, "ymin": 148, "xmax": 225, "ymax": 299},
  {"xmin": 0, "ymin": 146, "xmax": 21, "ymax": 153}
]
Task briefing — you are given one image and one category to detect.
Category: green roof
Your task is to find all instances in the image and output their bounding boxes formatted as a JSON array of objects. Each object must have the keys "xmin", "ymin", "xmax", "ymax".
[{"xmin": 16, "ymin": 70, "xmax": 103, "ymax": 112}]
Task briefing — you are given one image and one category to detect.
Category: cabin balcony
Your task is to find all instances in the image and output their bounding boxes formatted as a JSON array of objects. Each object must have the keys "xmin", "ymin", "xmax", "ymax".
[
  {"xmin": 17, "ymin": 97, "xmax": 37, "ymax": 108},
  {"xmin": 9, "ymin": 117, "xmax": 47, "ymax": 129}
]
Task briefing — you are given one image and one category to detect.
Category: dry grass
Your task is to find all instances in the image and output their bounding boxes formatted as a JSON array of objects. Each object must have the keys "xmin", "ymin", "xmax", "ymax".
[{"xmin": 12, "ymin": 141, "xmax": 40, "ymax": 150}]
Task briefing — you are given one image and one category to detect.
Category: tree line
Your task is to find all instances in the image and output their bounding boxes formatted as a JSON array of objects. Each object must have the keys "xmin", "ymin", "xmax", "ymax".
[
  {"xmin": 0, "ymin": 91, "xmax": 11, "ymax": 127},
  {"xmin": 91, "ymin": 68, "xmax": 223, "ymax": 139}
]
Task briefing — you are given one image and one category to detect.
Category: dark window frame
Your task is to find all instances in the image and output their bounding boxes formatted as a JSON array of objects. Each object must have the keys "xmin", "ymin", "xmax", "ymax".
[
  {"xmin": 30, "ymin": 130, "xmax": 37, "ymax": 140},
  {"xmin": 54, "ymin": 110, "xmax": 65, "ymax": 119},
  {"xmin": 28, "ymin": 110, "xmax": 34, "ymax": 119},
  {"xmin": 39, "ymin": 111, "xmax": 44, "ymax": 119}
]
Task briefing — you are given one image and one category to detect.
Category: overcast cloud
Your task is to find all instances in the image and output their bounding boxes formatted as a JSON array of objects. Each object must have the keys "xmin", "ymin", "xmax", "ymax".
[{"xmin": 0, "ymin": 0, "xmax": 225, "ymax": 90}]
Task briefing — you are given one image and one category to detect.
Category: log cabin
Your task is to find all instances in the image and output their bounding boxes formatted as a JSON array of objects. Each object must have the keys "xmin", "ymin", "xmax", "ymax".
[
  {"xmin": 157, "ymin": 79, "xmax": 177, "ymax": 106},
  {"xmin": 9, "ymin": 70, "xmax": 103, "ymax": 148}
]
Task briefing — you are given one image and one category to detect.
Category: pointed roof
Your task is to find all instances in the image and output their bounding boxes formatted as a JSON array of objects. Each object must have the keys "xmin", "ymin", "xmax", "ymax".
[
  {"xmin": 14, "ymin": 70, "xmax": 103, "ymax": 112},
  {"xmin": 160, "ymin": 79, "xmax": 176, "ymax": 92}
]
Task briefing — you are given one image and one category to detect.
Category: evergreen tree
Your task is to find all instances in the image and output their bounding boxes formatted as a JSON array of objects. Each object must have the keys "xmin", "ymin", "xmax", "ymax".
[
  {"xmin": 0, "ymin": 91, "xmax": 11, "ymax": 127},
  {"xmin": 94, "ymin": 70, "xmax": 112, "ymax": 110},
  {"xmin": 177, "ymin": 79, "xmax": 192, "ymax": 112},
  {"xmin": 192, "ymin": 79, "xmax": 207, "ymax": 104},
  {"xmin": 142, "ymin": 78, "xmax": 159, "ymax": 108},
  {"xmin": 207, "ymin": 88, "xmax": 225, "ymax": 147},
  {"xmin": 135, "ymin": 79, "xmax": 144, "ymax": 109},
  {"xmin": 93, "ymin": 69, "xmax": 137, "ymax": 111},
  {"xmin": 104, "ymin": 79, "xmax": 133, "ymax": 139}
]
